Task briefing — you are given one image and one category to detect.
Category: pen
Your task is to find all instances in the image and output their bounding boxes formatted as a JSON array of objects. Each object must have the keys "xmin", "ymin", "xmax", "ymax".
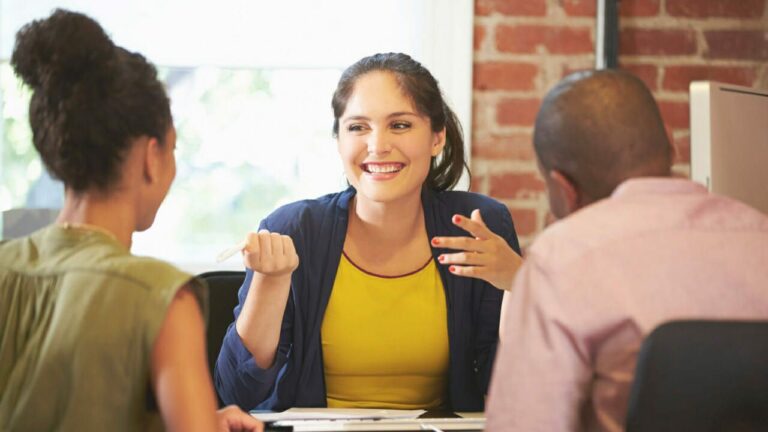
[
  {"xmin": 216, "ymin": 240, "xmax": 246, "ymax": 263},
  {"xmin": 420, "ymin": 423, "xmax": 445, "ymax": 432}
]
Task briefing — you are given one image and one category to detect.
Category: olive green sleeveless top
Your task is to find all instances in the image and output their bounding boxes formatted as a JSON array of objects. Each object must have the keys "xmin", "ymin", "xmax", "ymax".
[{"xmin": 0, "ymin": 225, "xmax": 207, "ymax": 431}]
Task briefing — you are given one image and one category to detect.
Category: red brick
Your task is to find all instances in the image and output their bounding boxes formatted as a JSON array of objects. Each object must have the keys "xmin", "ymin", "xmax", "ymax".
[
  {"xmin": 489, "ymin": 171, "xmax": 546, "ymax": 199},
  {"xmin": 473, "ymin": 62, "xmax": 539, "ymax": 91},
  {"xmin": 472, "ymin": 133, "xmax": 536, "ymax": 160},
  {"xmin": 475, "ymin": 0, "xmax": 547, "ymax": 16},
  {"xmin": 564, "ymin": 0, "xmax": 660, "ymax": 17},
  {"xmin": 667, "ymin": 0, "xmax": 765, "ymax": 18},
  {"xmin": 559, "ymin": 58, "xmax": 601, "ymax": 79},
  {"xmin": 673, "ymin": 133, "xmax": 691, "ymax": 164},
  {"xmin": 621, "ymin": 63, "xmax": 659, "ymax": 90},
  {"xmin": 497, "ymin": 98, "xmax": 541, "ymax": 127},
  {"xmin": 474, "ymin": 25, "xmax": 486, "ymax": 51},
  {"xmin": 560, "ymin": 66, "xmax": 591, "ymax": 79},
  {"xmin": 658, "ymin": 101, "xmax": 690, "ymax": 130},
  {"xmin": 469, "ymin": 174, "xmax": 486, "ymax": 193},
  {"xmin": 563, "ymin": 0, "xmax": 595, "ymax": 16},
  {"xmin": 509, "ymin": 207, "xmax": 538, "ymax": 237},
  {"xmin": 671, "ymin": 164, "xmax": 691, "ymax": 179},
  {"xmin": 497, "ymin": 25, "xmax": 593, "ymax": 54},
  {"xmin": 664, "ymin": 124, "xmax": 675, "ymax": 150},
  {"xmin": 663, "ymin": 65, "xmax": 758, "ymax": 91},
  {"xmin": 620, "ymin": 28, "xmax": 697, "ymax": 55},
  {"xmin": 562, "ymin": 0, "xmax": 661, "ymax": 17},
  {"xmin": 705, "ymin": 30, "xmax": 768, "ymax": 60},
  {"xmin": 620, "ymin": 0, "xmax": 661, "ymax": 17},
  {"xmin": 552, "ymin": 66, "xmax": 663, "ymax": 110}
]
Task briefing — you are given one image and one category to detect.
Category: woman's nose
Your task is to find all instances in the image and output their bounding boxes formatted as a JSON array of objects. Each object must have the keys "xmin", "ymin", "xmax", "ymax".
[{"xmin": 367, "ymin": 129, "xmax": 392, "ymax": 155}]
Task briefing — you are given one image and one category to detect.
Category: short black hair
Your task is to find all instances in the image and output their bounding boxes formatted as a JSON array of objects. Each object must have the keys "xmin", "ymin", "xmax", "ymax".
[{"xmin": 533, "ymin": 69, "xmax": 672, "ymax": 200}]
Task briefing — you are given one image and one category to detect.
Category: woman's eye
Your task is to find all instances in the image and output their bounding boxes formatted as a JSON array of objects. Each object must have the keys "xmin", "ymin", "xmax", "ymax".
[
  {"xmin": 347, "ymin": 124, "xmax": 365, "ymax": 132},
  {"xmin": 392, "ymin": 122, "xmax": 411, "ymax": 130}
]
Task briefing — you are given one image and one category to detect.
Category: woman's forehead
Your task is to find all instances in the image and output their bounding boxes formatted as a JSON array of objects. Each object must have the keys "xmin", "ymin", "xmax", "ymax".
[{"xmin": 343, "ymin": 71, "xmax": 421, "ymax": 118}]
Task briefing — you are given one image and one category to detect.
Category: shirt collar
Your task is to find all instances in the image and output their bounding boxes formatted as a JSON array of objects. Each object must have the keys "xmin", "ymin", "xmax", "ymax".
[{"xmin": 611, "ymin": 177, "xmax": 708, "ymax": 200}]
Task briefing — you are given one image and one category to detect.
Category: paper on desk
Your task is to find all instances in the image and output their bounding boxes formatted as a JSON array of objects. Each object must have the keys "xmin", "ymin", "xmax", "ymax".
[
  {"xmin": 251, "ymin": 408, "xmax": 426, "ymax": 422},
  {"xmin": 454, "ymin": 411, "xmax": 485, "ymax": 418},
  {"xmin": 264, "ymin": 417, "xmax": 486, "ymax": 431}
]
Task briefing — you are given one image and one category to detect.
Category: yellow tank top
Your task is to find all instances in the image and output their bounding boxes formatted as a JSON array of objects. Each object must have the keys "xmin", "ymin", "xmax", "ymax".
[{"xmin": 321, "ymin": 252, "xmax": 449, "ymax": 409}]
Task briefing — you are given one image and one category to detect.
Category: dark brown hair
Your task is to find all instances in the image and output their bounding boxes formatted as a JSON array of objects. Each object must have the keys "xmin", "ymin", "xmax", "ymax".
[
  {"xmin": 332, "ymin": 53, "xmax": 469, "ymax": 191},
  {"xmin": 11, "ymin": 9, "xmax": 172, "ymax": 193}
]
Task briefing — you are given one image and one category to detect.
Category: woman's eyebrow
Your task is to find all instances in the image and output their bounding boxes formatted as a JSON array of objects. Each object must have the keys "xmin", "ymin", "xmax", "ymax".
[
  {"xmin": 341, "ymin": 111, "xmax": 420, "ymax": 122},
  {"xmin": 387, "ymin": 111, "xmax": 419, "ymax": 118},
  {"xmin": 341, "ymin": 115, "xmax": 369, "ymax": 122}
]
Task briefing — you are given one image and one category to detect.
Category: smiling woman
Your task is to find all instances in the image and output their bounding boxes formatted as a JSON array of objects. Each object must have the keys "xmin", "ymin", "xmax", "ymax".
[
  {"xmin": 0, "ymin": 0, "xmax": 473, "ymax": 272},
  {"xmin": 214, "ymin": 52, "xmax": 523, "ymax": 413},
  {"xmin": 336, "ymin": 70, "xmax": 448, "ymax": 205}
]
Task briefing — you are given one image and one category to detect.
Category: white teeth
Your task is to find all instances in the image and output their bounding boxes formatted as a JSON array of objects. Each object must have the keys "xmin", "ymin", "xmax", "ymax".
[{"xmin": 365, "ymin": 164, "xmax": 402, "ymax": 173}]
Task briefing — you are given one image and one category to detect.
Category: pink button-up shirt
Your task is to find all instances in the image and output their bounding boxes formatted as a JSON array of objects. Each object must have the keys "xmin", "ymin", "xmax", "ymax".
[{"xmin": 486, "ymin": 178, "xmax": 768, "ymax": 432}]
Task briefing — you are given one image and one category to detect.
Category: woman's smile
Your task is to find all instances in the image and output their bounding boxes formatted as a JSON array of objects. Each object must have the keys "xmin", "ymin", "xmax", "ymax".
[{"xmin": 361, "ymin": 162, "xmax": 406, "ymax": 180}]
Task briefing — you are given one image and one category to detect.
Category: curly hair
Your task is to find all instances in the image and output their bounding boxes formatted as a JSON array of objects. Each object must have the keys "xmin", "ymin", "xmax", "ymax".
[{"xmin": 11, "ymin": 9, "xmax": 172, "ymax": 192}]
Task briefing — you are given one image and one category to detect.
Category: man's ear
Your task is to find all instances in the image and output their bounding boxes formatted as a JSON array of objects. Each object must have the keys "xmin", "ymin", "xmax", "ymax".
[
  {"xmin": 431, "ymin": 127, "xmax": 446, "ymax": 157},
  {"xmin": 549, "ymin": 169, "xmax": 581, "ymax": 218},
  {"xmin": 142, "ymin": 136, "xmax": 162, "ymax": 184}
]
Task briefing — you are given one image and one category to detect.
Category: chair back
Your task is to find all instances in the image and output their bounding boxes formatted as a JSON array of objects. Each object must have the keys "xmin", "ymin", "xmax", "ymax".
[
  {"xmin": 197, "ymin": 270, "xmax": 245, "ymax": 402},
  {"xmin": 626, "ymin": 320, "xmax": 768, "ymax": 432}
]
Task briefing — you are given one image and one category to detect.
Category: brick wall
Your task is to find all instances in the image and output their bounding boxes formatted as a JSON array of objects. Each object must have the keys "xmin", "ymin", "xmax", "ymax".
[{"xmin": 472, "ymin": 0, "xmax": 768, "ymax": 246}]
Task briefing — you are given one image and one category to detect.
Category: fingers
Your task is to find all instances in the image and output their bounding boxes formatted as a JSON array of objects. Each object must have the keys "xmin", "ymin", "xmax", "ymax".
[
  {"xmin": 471, "ymin": 208, "xmax": 485, "ymax": 225},
  {"xmin": 218, "ymin": 405, "xmax": 264, "ymax": 432},
  {"xmin": 438, "ymin": 251, "xmax": 485, "ymax": 266},
  {"xmin": 243, "ymin": 231, "xmax": 270, "ymax": 264},
  {"xmin": 432, "ymin": 235, "xmax": 485, "ymax": 253},
  {"xmin": 242, "ymin": 230, "xmax": 299, "ymax": 276},
  {"xmin": 446, "ymin": 264, "xmax": 480, "ymax": 279},
  {"xmin": 270, "ymin": 232, "xmax": 284, "ymax": 256},
  {"xmin": 432, "ymin": 210, "xmax": 504, "ymax": 251},
  {"xmin": 283, "ymin": 235, "xmax": 299, "ymax": 269},
  {"xmin": 451, "ymin": 210, "xmax": 494, "ymax": 239},
  {"xmin": 432, "ymin": 209, "xmax": 523, "ymax": 290}
]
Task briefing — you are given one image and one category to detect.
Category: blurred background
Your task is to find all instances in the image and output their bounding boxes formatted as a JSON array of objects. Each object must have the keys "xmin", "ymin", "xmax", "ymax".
[
  {"xmin": 0, "ymin": 0, "xmax": 473, "ymax": 271},
  {"xmin": 2, "ymin": 0, "xmax": 766, "ymax": 267}
]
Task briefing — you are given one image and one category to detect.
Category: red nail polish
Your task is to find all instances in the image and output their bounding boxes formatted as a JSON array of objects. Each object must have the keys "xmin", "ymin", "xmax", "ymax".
[
  {"xmin": 432, "ymin": 238, "xmax": 440, "ymax": 245},
  {"xmin": 438, "ymin": 255, "xmax": 445, "ymax": 262},
  {"xmin": 449, "ymin": 265, "xmax": 456, "ymax": 272},
  {"xmin": 453, "ymin": 215, "xmax": 461, "ymax": 224}
]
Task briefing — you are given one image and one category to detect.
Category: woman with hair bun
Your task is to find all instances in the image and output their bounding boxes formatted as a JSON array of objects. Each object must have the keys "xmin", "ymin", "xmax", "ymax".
[
  {"xmin": 216, "ymin": 53, "xmax": 523, "ymax": 412},
  {"xmin": 0, "ymin": 9, "xmax": 261, "ymax": 432}
]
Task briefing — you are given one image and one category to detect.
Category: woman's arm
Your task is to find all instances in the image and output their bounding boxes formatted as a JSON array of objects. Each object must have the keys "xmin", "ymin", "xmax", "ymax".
[
  {"xmin": 235, "ymin": 230, "xmax": 299, "ymax": 369},
  {"xmin": 151, "ymin": 286, "xmax": 263, "ymax": 432}
]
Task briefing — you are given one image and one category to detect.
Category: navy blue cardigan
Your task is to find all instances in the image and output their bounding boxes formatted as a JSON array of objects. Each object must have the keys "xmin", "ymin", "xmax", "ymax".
[{"xmin": 215, "ymin": 187, "xmax": 520, "ymax": 411}]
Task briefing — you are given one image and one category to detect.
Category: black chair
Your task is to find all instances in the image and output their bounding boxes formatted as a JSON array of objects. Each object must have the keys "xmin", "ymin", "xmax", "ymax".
[
  {"xmin": 197, "ymin": 270, "xmax": 245, "ymax": 405},
  {"xmin": 626, "ymin": 320, "xmax": 768, "ymax": 432}
]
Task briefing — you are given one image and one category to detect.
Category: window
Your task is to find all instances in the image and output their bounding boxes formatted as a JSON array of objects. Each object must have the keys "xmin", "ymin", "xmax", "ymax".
[{"xmin": 0, "ymin": 0, "xmax": 472, "ymax": 272}]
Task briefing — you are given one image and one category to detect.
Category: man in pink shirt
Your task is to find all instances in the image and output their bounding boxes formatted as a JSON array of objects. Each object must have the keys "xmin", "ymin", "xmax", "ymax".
[{"xmin": 485, "ymin": 70, "xmax": 768, "ymax": 431}]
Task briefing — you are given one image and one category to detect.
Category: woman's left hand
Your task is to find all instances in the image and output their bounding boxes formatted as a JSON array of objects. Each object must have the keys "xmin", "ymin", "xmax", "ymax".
[{"xmin": 431, "ymin": 209, "xmax": 523, "ymax": 291}]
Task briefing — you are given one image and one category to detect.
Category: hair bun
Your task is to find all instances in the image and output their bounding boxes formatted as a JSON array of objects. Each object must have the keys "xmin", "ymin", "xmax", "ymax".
[{"xmin": 11, "ymin": 9, "xmax": 116, "ymax": 92}]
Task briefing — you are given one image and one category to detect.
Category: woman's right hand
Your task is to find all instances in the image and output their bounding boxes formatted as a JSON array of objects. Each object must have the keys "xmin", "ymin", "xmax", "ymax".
[
  {"xmin": 216, "ymin": 405, "xmax": 263, "ymax": 432},
  {"xmin": 236, "ymin": 230, "xmax": 298, "ymax": 368},
  {"xmin": 242, "ymin": 230, "xmax": 299, "ymax": 278}
]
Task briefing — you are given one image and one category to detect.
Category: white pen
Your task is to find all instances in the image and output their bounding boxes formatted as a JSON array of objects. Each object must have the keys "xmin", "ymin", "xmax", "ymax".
[
  {"xmin": 420, "ymin": 423, "xmax": 445, "ymax": 432},
  {"xmin": 216, "ymin": 240, "xmax": 246, "ymax": 263}
]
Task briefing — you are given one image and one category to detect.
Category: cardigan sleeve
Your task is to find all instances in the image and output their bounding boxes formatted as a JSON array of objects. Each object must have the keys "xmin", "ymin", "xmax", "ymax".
[
  {"xmin": 473, "ymin": 202, "xmax": 520, "ymax": 394},
  {"xmin": 214, "ymin": 218, "xmax": 297, "ymax": 411}
]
